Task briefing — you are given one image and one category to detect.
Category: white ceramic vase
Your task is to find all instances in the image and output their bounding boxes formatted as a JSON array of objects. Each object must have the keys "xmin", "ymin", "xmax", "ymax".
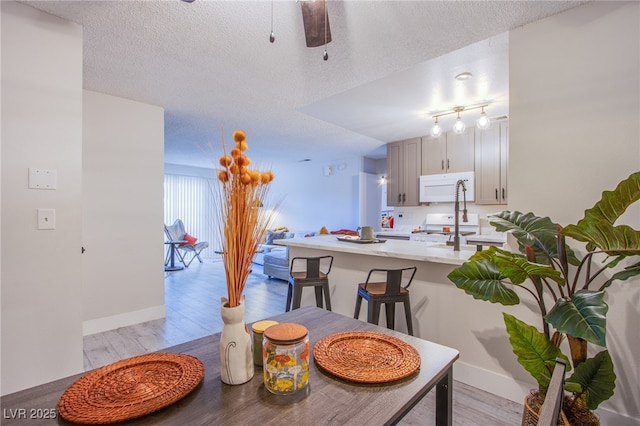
[{"xmin": 219, "ymin": 296, "xmax": 254, "ymax": 385}]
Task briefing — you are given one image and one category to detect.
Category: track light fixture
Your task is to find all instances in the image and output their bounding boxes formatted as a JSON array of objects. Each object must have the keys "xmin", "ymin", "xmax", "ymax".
[
  {"xmin": 452, "ymin": 107, "xmax": 466, "ymax": 134},
  {"xmin": 476, "ymin": 106, "xmax": 491, "ymax": 130},
  {"xmin": 430, "ymin": 116, "xmax": 442, "ymax": 138},
  {"xmin": 429, "ymin": 104, "xmax": 490, "ymax": 137}
]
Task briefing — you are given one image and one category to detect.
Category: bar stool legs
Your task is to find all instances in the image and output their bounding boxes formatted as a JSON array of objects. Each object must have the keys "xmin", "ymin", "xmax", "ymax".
[
  {"xmin": 288, "ymin": 280, "xmax": 331, "ymax": 311},
  {"xmin": 353, "ymin": 267, "xmax": 417, "ymax": 336},
  {"xmin": 286, "ymin": 256, "xmax": 333, "ymax": 311}
]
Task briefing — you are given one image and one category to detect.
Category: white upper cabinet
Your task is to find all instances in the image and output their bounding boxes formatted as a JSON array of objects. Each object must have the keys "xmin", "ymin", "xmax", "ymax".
[
  {"xmin": 421, "ymin": 128, "xmax": 475, "ymax": 175},
  {"xmin": 386, "ymin": 137, "xmax": 422, "ymax": 207},
  {"xmin": 475, "ymin": 121, "xmax": 509, "ymax": 205}
]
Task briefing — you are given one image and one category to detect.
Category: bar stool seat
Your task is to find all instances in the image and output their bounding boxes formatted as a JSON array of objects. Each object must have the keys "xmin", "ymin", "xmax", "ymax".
[
  {"xmin": 353, "ymin": 267, "xmax": 416, "ymax": 335},
  {"xmin": 286, "ymin": 256, "xmax": 333, "ymax": 311}
]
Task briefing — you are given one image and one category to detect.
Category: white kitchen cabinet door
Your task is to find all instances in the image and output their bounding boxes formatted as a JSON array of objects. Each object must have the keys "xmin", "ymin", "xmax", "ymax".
[
  {"xmin": 386, "ymin": 138, "xmax": 421, "ymax": 207},
  {"xmin": 475, "ymin": 122, "xmax": 508, "ymax": 205},
  {"xmin": 421, "ymin": 129, "xmax": 474, "ymax": 175}
]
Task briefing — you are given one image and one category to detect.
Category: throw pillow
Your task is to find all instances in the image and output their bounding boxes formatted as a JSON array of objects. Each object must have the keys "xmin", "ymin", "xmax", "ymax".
[
  {"xmin": 180, "ymin": 233, "xmax": 198, "ymax": 247},
  {"xmin": 266, "ymin": 231, "xmax": 286, "ymax": 245}
]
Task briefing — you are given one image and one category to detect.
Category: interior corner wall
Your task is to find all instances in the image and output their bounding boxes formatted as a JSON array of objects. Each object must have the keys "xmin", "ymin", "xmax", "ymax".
[
  {"xmin": 1, "ymin": 2, "xmax": 84, "ymax": 394},
  {"xmin": 269, "ymin": 157, "xmax": 361, "ymax": 232},
  {"xmin": 509, "ymin": 1, "xmax": 639, "ymax": 422},
  {"xmin": 82, "ymin": 90, "xmax": 165, "ymax": 335}
]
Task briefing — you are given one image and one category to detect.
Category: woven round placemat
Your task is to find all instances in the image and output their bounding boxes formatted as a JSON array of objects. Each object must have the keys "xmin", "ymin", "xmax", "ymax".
[
  {"xmin": 313, "ymin": 331, "xmax": 420, "ymax": 384},
  {"xmin": 58, "ymin": 353, "xmax": 204, "ymax": 424}
]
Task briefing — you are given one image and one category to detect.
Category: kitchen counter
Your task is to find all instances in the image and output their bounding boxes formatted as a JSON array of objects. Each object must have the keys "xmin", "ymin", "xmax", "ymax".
[
  {"xmin": 465, "ymin": 235, "xmax": 506, "ymax": 248},
  {"xmin": 273, "ymin": 233, "xmax": 534, "ymax": 406},
  {"xmin": 276, "ymin": 235, "xmax": 476, "ymax": 266}
]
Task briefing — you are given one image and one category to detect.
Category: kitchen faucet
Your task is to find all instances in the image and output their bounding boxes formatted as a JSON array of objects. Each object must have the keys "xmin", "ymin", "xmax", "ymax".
[{"xmin": 453, "ymin": 179, "xmax": 468, "ymax": 251}]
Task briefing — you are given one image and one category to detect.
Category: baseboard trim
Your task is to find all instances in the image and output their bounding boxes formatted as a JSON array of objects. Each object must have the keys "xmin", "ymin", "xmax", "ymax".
[
  {"xmin": 453, "ymin": 360, "xmax": 531, "ymax": 404},
  {"xmin": 454, "ymin": 361, "xmax": 640, "ymax": 425},
  {"xmin": 82, "ymin": 305, "xmax": 166, "ymax": 336}
]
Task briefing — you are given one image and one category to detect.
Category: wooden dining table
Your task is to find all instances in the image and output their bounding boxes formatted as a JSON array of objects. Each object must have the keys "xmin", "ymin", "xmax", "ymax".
[{"xmin": 1, "ymin": 307, "xmax": 459, "ymax": 426}]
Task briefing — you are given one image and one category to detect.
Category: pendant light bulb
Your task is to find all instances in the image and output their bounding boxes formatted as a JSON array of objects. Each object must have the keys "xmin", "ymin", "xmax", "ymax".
[
  {"xmin": 323, "ymin": 49, "xmax": 329, "ymax": 61},
  {"xmin": 269, "ymin": 31, "xmax": 275, "ymax": 43},
  {"xmin": 430, "ymin": 117, "xmax": 442, "ymax": 138},
  {"xmin": 453, "ymin": 112, "xmax": 466, "ymax": 134},
  {"xmin": 476, "ymin": 107, "xmax": 490, "ymax": 130}
]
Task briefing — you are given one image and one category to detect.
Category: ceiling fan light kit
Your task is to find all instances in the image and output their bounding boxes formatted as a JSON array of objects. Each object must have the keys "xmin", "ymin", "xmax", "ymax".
[{"xmin": 430, "ymin": 104, "xmax": 491, "ymax": 137}]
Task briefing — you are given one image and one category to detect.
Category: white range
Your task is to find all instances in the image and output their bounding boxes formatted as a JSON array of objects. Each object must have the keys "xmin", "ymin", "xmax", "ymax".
[{"xmin": 409, "ymin": 213, "xmax": 479, "ymax": 244}]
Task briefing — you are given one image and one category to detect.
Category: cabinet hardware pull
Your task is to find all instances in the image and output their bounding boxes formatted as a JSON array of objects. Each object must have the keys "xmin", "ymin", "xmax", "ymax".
[
  {"xmin": 398, "ymin": 193, "xmax": 401, "ymax": 203},
  {"xmin": 495, "ymin": 189, "xmax": 499, "ymax": 201},
  {"xmin": 441, "ymin": 160, "xmax": 444, "ymax": 170},
  {"xmin": 502, "ymin": 188, "xmax": 506, "ymax": 200},
  {"xmin": 447, "ymin": 159, "xmax": 450, "ymax": 170},
  {"xmin": 402, "ymin": 193, "xmax": 406, "ymax": 203}
]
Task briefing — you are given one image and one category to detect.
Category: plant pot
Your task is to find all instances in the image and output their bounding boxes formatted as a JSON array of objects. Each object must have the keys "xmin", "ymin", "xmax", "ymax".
[
  {"xmin": 219, "ymin": 296, "xmax": 254, "ymax": 385},
  {"xmin": 522, "ymin": 390, "xmax": 599, "ymax": 426}
]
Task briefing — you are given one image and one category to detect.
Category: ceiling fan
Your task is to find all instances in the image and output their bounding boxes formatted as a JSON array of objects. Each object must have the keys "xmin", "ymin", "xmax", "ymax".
[
  {"xmin": 182, "ymin": 0, "xmax": 332, "ymax": 60},
  {"xmin": 300, "ymin": 0, "xmax": 332, "ymax": 49}
]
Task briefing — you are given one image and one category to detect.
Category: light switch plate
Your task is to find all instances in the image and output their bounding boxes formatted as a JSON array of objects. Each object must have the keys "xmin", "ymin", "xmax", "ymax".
[
  {"xmin": 37, "ymin": 208, "xmax": 56, "ymax": 230},
  {"xmin": 29, "ymin": 168, "xmax": 57, "ymax": 190}
]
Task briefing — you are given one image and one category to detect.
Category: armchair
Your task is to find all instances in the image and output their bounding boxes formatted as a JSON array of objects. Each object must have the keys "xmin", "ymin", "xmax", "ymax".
[{"xmin": 164, "ymin": 219, "xmax": 209, "ymax": 267}]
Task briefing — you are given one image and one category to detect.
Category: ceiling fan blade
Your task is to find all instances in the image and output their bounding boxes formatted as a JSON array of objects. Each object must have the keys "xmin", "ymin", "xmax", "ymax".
[{"xmin": 300, "ymin": 0, "xmax": 332, "ymax": 48}]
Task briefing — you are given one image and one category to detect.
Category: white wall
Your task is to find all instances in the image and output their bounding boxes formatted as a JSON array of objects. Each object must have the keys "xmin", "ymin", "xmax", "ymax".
[
  {"xmin": 82, "ymin": 91, "xmax": 165, "ymax": 335},
  {"xmin": 268, "ymin": 157, "xmax": 361, "ymax": 232},
  {"xmin": 508, "ymin": 2, "xmax": 639, "ymax": 422},
  {"xmin": 1, "ymin": 2, "xmax": 84, "ymax": 394}
]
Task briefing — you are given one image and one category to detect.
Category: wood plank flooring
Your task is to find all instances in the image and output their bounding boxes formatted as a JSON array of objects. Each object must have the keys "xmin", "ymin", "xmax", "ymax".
[{"xmin": 83, "ymin": 257, "xmax": 523, "ymax": 425}]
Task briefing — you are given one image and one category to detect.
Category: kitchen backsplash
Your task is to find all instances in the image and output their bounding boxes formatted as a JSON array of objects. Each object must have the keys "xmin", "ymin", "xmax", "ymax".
[{"xmin": 390, "ymin": 203, "xmax": 506, "ymax": 235}]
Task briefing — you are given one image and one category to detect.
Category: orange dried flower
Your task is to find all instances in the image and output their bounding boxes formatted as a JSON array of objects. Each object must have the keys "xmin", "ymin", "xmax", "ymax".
[
  {"xmin": 233, "ymin": 130, "xmax": 246, "ymax": 143},
  {"xmin": 235, "ymin": 155, "xmax": 249, "ymax": 167},
  {"xmin": 236, "ymin": 140, "xmax": 248, "ymax": 151},
  {"xmin": 230, "ymin": 147, "xmax": 242, "ymax": 159},
  {"xmin": 240, "ymin": 172, "xmax": 252, "ymax": 185},
  {"xmin": 216, "ymin": 129, "xmax": 276, "ymax": 308}
]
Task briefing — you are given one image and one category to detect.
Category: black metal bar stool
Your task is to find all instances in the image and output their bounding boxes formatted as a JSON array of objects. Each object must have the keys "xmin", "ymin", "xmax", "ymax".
[
  {"xmin": 286, "ymin": 256, "xmax": 333, "ymax": 311},
  {"xmin": 353, "ymin": 267, "xmax": 416, "ymax": 335}
]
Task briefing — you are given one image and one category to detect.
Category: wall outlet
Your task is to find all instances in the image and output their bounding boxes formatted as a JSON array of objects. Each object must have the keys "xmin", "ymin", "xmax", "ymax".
[
  {"xmin": 37, "ymin": 208, "xmax": 56, "ymax": 230},
  {"xmin": 29, "ymin": 168, "xmax": 57, "ymax": 190}
]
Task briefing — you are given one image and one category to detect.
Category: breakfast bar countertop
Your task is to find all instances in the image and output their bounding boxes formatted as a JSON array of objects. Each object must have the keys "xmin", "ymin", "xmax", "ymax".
[{"xmin": 276, "ymin": 235, "xmax": 477, "ymax": 266}]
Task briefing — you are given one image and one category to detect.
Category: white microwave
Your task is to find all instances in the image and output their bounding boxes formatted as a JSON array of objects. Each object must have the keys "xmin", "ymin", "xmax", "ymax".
[{"xmin": 419, "ymin": 171, "xmax": 475, "ymax": 203}]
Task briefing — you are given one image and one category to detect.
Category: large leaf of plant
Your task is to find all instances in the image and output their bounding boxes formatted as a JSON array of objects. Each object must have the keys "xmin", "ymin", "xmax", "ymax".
[
  {"xmin": 545, "ymin": 290, "xmax": 608, "ymax": 347},
  {"xmin": 489, "ymin": 211, "xmax": 580, "ymax": 266},
  {"xmin": 503, "ymin": 313, "xmax": 568, "ymax": 389},
  {"xmin": 448, "ymin": 259, "xmax": 520, "ymax": 305},
  {"xmin": 605, "ymin": 261, "xmax": 640, "ymax": 287},
  {"xmin": 455, "ymin": 245, "xmax": 565, "ymax": 285},
  {"xmin": 565, "ymin": 350, "xmax": 616, "ymax": 410},
  {"xmin": 492, "ymin": 252, "xmax": 566, "ymax": 287},
  {"xmin": 562, "ymin": 171, "xmax": 640, "ymax": 255}
]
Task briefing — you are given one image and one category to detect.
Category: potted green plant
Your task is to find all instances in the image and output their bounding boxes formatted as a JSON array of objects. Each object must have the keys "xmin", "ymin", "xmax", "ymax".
[{"xmin": 447, "ymin": 171, "xmax": 640, "ymax": 425}]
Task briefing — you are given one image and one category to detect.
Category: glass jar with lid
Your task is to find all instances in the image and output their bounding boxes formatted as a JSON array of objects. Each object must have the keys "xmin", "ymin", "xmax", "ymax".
[
  {"xmin": 251, "ymin": 320, "xmax": 278, "ymax": 366},
  {"xmin": 262, "ymin": 322, "xmax": 309, "ymax": 394}
]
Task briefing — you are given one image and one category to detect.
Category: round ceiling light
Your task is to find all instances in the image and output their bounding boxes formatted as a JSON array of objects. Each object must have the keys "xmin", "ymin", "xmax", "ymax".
[{"xmin": 455, "ymin": 72, "xmax": 473, "ymax": 81}]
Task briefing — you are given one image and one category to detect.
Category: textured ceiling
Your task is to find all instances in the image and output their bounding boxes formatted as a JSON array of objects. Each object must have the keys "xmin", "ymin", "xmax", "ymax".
[{"xmin": 22, "ymin": 0, "xmax": 585, "ymax": 168}]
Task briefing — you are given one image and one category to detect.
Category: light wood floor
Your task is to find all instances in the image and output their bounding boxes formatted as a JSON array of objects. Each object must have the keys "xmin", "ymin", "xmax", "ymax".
[{"xmin": 83, "ymin": 257, "xmax": 524, "ymax": 425}]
